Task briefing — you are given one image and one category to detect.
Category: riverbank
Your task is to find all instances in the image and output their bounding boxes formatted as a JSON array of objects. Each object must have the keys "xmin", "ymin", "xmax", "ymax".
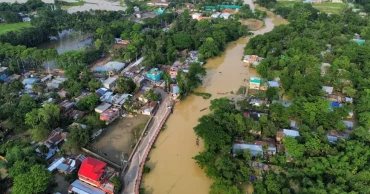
[{"xmin": 142, "ymin": 6, "xmax": 288, "ymax": 194}]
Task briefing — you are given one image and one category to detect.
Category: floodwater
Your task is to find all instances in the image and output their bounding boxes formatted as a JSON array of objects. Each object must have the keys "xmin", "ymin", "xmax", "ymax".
[
  {"xmin": 142, "ymin": 4, "xmax": 288, "ymax": 194},
  {"xmin": 38, "ymin": 30, "xmax": 93, "ymax": 54}
]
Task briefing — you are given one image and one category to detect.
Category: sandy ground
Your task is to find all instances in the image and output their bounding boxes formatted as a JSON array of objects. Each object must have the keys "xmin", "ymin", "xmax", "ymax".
[
  {"xmin": 240, "ymin": 19, "xmax": 264, "ymax": 31},
  {"xmin": 90, "ymin": 115, "xmax": 149, "ymax": 165}
]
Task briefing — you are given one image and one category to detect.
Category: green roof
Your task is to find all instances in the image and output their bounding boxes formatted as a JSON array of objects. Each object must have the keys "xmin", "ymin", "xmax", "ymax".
[{"xmin": 250, "ymin": 77, "xmax": 261, "ymax": 84}]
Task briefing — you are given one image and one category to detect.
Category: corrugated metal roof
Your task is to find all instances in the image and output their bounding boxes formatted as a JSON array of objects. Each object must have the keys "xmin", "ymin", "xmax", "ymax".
[
  {"xmin": 70, "ymin": 180, "xmax": 106, "ymax": 194},
  {"xmin": 283, "ymin": 129, "xmax": 300, "ymax": 137}
]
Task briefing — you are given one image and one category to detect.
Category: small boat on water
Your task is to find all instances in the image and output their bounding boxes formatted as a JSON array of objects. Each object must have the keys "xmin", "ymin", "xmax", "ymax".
[
  {"xmin": 200, "ymin": 108, "xmax": 207, "ymax": 112},
  {"xmin": 217, "ymin": 92, "xmax": 228, "ymax": 95}
]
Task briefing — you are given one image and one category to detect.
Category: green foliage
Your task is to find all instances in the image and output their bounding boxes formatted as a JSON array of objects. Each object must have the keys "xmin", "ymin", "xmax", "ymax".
[
  {"xmin": 194, "ymin": 92, "xmax": 212, "ymax": 99},
  {"xmin": 76, "ymin": 94, "xmax": 100, "ymax": 111},
  {"xmin": 116, "ymin": 77, "xmax": 136, "ymax": 94},
  {"xmin": 25, "ymin": 103, "xmax": 60, "ymax": 141},
  {"xmin": 38, "ymin": 145, "xmax": 49, "ymax": 154},
  {"xmin": 110, "ymin": 176, "xmax": 122, "ymax": 193},
  {"xmin": 143, "ymin": 166, "xmax": 151, "ymax": 174},
  {"xmin": 67, "ymin": 124, "xmax": 91, "ymax": 148},
  {"xmin": 12, "ymin": 164, "xmax": 53, "ymax": 194},
  {"xmin": 8, "ymin": 160, "xmax": 30, "ymax": 178},
  {"xmin": 177, "ymin": 63, "xmax": 206, "ymax": 99},
  {"xmin": 143, "ymin": 89, "xmax": 160, "ymax": 101}
]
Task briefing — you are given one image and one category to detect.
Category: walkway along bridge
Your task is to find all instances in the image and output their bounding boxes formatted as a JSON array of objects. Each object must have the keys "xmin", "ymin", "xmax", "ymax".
[{"xmin": 121, "ymin": 97, "xmax": 172, "ymax": 194}]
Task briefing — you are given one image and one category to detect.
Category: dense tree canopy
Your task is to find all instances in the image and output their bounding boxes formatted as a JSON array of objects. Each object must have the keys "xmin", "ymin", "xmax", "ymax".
[{"xmin": 196, "ymin": 3, "xmax": 370, "ymax": 194}]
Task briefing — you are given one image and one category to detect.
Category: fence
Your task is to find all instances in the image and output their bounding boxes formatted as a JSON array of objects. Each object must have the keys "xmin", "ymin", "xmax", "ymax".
[
  {"xmin": 81, "ymin": 147, "xmax": 121, "ymax": 169},
  {"xmin": 134, "ymin": 110, "xmax": 171, "ymax": 193},
  {"xmin": 121, "ymin": 116, "xmax": 154, "ymax": 174}
]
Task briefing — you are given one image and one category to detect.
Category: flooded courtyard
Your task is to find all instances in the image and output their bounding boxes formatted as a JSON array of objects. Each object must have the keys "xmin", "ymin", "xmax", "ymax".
[
  {"xmin": 90, "ymin": 115, "xmax": 149, "ymax": 165},
  {"xmin": 142, "ymin": 5, "xmax": 288, "ymax": 194}
]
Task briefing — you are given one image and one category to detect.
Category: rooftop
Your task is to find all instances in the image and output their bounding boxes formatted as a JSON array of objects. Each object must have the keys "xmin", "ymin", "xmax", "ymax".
[
  {"xmin": 69, "ymin": 179, "xmax": 106, "ymax": 194},
  {"xmin": 78, "ymin": 157, "xmax": 107, "ymax": 181},
  {"xmin": 94, "ymin": 61, "xmax": 125, "ymax": 72}
]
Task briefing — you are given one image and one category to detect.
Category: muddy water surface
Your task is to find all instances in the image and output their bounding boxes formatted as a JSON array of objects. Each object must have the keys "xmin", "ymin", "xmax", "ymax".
[{"xmin": 142, "ymin": 8, "xmax": 288, "ymax": 194}]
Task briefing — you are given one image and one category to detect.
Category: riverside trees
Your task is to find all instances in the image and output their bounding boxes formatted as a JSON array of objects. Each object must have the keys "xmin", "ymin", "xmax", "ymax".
[{"xmin": 195, "ymin": 3, "xmax": 370, "ymax": 194}]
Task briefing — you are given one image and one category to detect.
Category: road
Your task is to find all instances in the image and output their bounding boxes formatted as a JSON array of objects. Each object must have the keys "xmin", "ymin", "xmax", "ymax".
[{"xmin": 122, "ymin": 89, "xmax": 171, "ymax": 194}]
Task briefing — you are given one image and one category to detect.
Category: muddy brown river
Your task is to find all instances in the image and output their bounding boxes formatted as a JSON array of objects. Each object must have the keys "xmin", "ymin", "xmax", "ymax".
[{"xmin": 142, "ymin": 4, "xmax": 288, "ymax": 194}]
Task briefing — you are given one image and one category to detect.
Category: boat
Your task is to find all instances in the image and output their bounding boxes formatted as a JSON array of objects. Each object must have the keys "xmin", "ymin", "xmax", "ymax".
[{"xmin": 200, "ymin": 108, "xmax": 207, "ymax": 112}]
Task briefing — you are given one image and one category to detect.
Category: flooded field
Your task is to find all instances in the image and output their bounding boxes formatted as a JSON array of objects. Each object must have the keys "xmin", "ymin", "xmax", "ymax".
[
  {"xmin": 90, "ymin": 115, "xmax": 149, "ymax": 165},
  {"xmin": 64, "ymin": 0, "xmax": 125, "ymax": 13},
  {"xmin": 142, "ymin": 5, "xmax": 288, "ymax": 194},
  {"xmin": 38, "ymin": 31, "xmax": 93, "ymax": 54},
  {"xmin": 0, "ymin": 0, "xmax": 125, "ymax": 12}
]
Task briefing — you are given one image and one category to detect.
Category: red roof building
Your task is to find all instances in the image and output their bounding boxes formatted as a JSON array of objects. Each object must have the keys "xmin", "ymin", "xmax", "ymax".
[{"xmin": 77, "ymin": 157, "xmax": 115, "ymax": 194}]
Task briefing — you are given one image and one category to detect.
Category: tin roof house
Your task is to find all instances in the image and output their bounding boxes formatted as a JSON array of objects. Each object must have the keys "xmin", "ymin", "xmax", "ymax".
[
  {"xmin": 77, "ymin": 157, "xmax": 115, "ymax": 194},
  {"xmin": 243, "ymin": 55, "xmax": 264, "ymax": 67},
  {"xmin": 327, "ymin": 130, "xmax": 349, "ymax": 143},
  {"xmin": 36, "ymin": 128, "xmax": 68, "ymax": 160},
  {"xmin": 276, "ymin": 129, "xmax": 300, "ymax": 142}
]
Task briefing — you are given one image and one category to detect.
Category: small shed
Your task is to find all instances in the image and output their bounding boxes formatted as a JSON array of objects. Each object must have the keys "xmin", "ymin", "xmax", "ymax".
[
  {"xmin": 95, "ymin": 103, "xmax": 112, "ymax": 114},
  {"xmin": 322, "ymin": 86, "xmax": 334, "ymax": 95}
]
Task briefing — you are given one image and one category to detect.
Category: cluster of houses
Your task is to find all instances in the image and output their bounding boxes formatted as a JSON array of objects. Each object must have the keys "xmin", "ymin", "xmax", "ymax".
[{"xmin": 48, "ymin": 155, "xmax": 117, "ymax": 194}]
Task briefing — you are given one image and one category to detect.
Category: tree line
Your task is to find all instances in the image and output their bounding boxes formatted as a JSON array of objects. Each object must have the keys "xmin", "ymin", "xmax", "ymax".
[{"xmin": 194, "ymin": 3, "xmax": 370, "ymax": 194}]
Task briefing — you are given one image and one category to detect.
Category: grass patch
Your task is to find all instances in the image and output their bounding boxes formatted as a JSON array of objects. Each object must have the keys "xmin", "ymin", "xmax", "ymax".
[
  {"xmin": 237, "ymin": 86, "xmax": 247, "ymax": 95},
  {"xmin": 0, "ymin": 22, "xmax": 31, "ymax": 35},
  {"xmin": 194, "ymin": 92, "xmax": 212, "ymax": 99},
  {"xmin": 58, "ymin": 0, "xmax": 84, "ymax": 6},
  {"xmin": 277, "ymin": 1, "xmax": 346, "ymax": 14},
  {"xmin": 277, "ymin": 1, "xmax": 299, "ymax": 7},
  {"xmin": 132, "ymin": 119, "xmax": 149, "ymax": 143}
]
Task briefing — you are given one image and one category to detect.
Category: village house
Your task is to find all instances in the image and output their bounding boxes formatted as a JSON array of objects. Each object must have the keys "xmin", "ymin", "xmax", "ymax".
[
  {"xmin": 58, "ymin": 89, "xmax": 67, "ymax": 99},
  {"xmin": 233, "ymin": 139, "xmax": 277, "ymax": 157},
  {"xmin": 170, "ymin": 84, "xmax": 180, "ymax": 100},
  {"xmin": 100, "ymin": 107, "xmax": 121, "ymax": 124},
  {"xmin": 102, "ymin": 77, "xmax": 117, "ymax": 90},
  {"xmin": 47, "ymin": 76, "xmax": 68, "ymax": 89},
  {"xmin": 243, "ymin": 55, "xmax": 264, "ymax": 67},
  {"xmin": 169, "ymin": 66, "xmax": 178, "ymax": 78},
  {"xmin": 69, "ymin": 180, "xmax": 106, "ymax": 194},
  {"xmin": 71, "ymin": 157, "xmax": 115, "ymax": 194},
  {"xmin": 244, "ymin": 111, "xmax": 267, "ymax": 122},
  {"xmin": 135, "ymin": 91, "xmax": 148, "ymax": 103},
  {"xmin": 342, "ymin": 120, "xmax": 354, "ymax": 130},
  {"xmin": 63, "ymin": 108, "xmax": 85, "ymax": 120},
  {"xmin": 276, "ymin": 129, "xmax": 300, "ymax": 142},
  {"xmin": 327, "ymin": 130, "xmax": 349, "ymax": 143},
  {"xmin": 22, "ymin": 77, "xmax": 40, "ymax": 91},
  {"xmin": 59, "ymin": 100, "xmax": 75, "ymax": 112},
  {"xmin": 47, "ymin": 154, "xmax": 86, "ymax": 174},
  {"xmin": 322, "ymin": 86, "xmax": 334, "ymax": 95},
  {"xmin": 95, "ymin": 103, "xmax": 112, "ymax": 114},
  {"xmin": 96, "ymin": 88, "xmax": 109, "ymax": 96},
  {"xmin": 0, "ymin": 67, "xmax": 9, "ymax": 81},
  {"xmin": 146, "ymin": 68, "xmax": 162, "ymax": 82},
  {"xmin": 192, "ymin": 13, "xmax": 202, "ymax": 20},
  {"xmin": 268, "ymin": 81, "xmax": 279, "ymax": 88},
  {"xmin": 249, "ymin": 77, "xmax": 261, "ymax": 90},
  {"xmin": 139, "ymin": 101, "xmax": 158, "ymax": 116},
  {"xmin": 93, "ymin": 61, "xmax": 126, "ymax": 75},
  {"xmin": 36, "ymin": 128, "xmax": 68, "ymax": 160},
  {"xmin": 320, "ymin": 63, "xmax": 331, "ymax": 76},
  {"xmin": 249, "ymin": 98, "xmax": 269, "ymax": 107}
]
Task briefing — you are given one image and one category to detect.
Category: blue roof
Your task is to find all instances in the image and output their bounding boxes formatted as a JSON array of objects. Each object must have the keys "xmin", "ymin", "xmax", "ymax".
[
  {"xmin": 173, "ymin": 86, "xmax": 180, "ymax": 94},
  {"xmin": 330, "ymin": 101, "xmax": 342, "ymax": 108},
  {"xmin": 268, "ymin": 81, "xmax": 279, "ymax": 87},
  {"xmin": 97, "ymin": 88, "xmax": 108, "ymax": 95}
]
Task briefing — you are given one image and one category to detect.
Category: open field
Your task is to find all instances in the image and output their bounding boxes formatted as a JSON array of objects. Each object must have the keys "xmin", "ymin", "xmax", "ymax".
[
  {"xmin": 0, "ymin": 22, "xmax": 31, "ymax": 34},
  {"xmin": 89, "ymin": 115, "xmax": 149, "ymax": 164},
  {"xmin": 277, "ymin": 1, "xmax": 346, "ymax": 14}
]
